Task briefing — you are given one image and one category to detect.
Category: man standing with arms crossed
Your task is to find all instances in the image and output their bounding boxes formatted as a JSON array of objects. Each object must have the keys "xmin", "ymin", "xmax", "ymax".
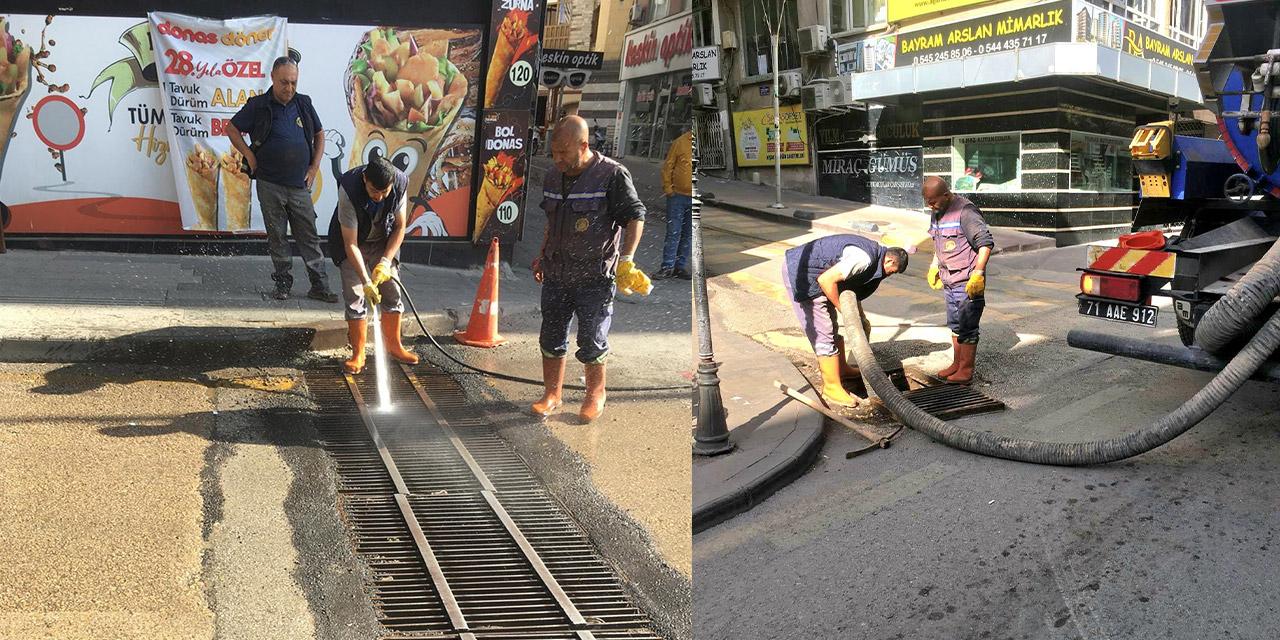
[
  {"xmin": 531, "ymin": 116, "xmax": 651, "ymax": 424},
  {"xmin": 227, "ymin": 56, "xmax": 337, "ymax": 302},
  {"xmin": 923, "ymin": 176, "xmax": 994, "ymax": 384}
]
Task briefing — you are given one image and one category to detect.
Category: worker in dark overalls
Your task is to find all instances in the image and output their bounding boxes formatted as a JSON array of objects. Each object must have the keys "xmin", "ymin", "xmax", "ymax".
[
  {"xmin": 784, "ymin": 234, "xmax": 909, "ymax": 407},
  {"xmin": 532, "ymin": 115, "xmax": 650, "ymax": 424},
  {"xmin": 328, "ymin": 157, "xmax": 420, "ymax": 374},
  {"xmin": 923, "ymin": 175, "xmax": 994, "ymax": 384}
]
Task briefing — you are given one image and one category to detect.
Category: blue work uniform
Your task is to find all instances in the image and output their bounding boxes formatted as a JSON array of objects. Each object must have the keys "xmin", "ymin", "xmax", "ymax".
[
  {"xmin": 930, "ymin": 194, "xmax": 995, "ymax": 344},
  {"xmin": 538, "ymin": 152, "xmax": 645, "ymax": 363},
  {"xmin": 783, "ymin": 234, "xmax": 890, "ymax": 356}
]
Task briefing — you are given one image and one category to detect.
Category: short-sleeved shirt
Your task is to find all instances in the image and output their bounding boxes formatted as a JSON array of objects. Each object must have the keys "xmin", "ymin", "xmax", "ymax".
[
  {"xmin": 336, "ymin": 188, "xmax": 407, "ymax": 245},
  {"xmin": 230, "ymin": 96, "xmax": 320, "ymax": 188},
  {"xmin": 832, "ymin": 246, "xmax": 873, "ymax": 281}
]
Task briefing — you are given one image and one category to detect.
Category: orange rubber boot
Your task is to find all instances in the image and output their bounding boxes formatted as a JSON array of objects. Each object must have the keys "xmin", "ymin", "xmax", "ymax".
[
  {"xmin": 937, "ymin": 336, "xmax": 961, "ymax": 378},
  {"xmin": 343, "ymin": 319, "xmax": 368, "ymax": 374},
  {"xmin": 946, "ymin": 341, "xmax": 977, "ymax": 384},
  {"xmin": 532, "ymin": 357, "xmax": 566, "ymax": 417},
  {"xmin": 579, "ymin": 363, "xmax": 607, "ymax": 424},
  {"xmin": 381, "ymin": 312, "xmax": 419, "ymax": 365}
]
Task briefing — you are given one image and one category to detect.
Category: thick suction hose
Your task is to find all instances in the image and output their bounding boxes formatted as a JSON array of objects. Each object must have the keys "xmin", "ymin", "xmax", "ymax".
[
  {"xmin": 839, "ymin": 288, "xmax": 1280, "ymax": 466},
  {"xmin": 1195, "ymin": 237, "xmax": 1280, "ymax": 354}
]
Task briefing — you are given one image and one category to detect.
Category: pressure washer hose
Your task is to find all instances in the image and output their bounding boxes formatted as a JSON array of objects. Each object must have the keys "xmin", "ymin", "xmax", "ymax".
[
  {"xmin": 392, "ymin": 276, "xmax": 688, "ymax": 392},
  {"xmin": 838, "ymin": 236, "xmax": 1280, "ymax": 465}
]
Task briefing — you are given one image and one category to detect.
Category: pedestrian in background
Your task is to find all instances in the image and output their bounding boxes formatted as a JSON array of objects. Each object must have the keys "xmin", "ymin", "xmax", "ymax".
[
  {"xmin": 532, "ymin": 115, "xmax": 651, "ymax": 424},
  {"xmin": 784, "ymin": 234, "xmax": 908, "ymax": 407},
  {"xmin": 655, "ymin": 128, "xmax": 693, "ymax": 280},
  {"xmin": 227, "ymin": 56, "xmax": 337, "ymax": 302},
  {"xmin": 923, "ymin": 176, "xmax": 994, "ymax": 384},
  {"xmin": 328, "ymin": 158, "xmax": 419, "ymax": 374}
]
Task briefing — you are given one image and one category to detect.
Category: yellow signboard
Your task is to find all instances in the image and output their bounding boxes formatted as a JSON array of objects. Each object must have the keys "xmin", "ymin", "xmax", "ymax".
[
  {"xmin": 888, "ymin": 0, "xmax": 991, "ymax": 23},
  {"xmin": 732, "ymin": 104, "xmax": 810, "ymax": 168}
]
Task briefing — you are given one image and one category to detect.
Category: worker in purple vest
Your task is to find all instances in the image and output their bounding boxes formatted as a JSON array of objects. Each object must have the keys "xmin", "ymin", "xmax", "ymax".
[
  {"xmin": 923, "ymin": 176, "xmax": 995, "ymax": 384},
  {"xmin": 532, "ymin": 116, "xmax": 651, "ymax": 424},
  {"xmin": 784, "ymin": 234, "xmax": 909, "ymax": 407}
]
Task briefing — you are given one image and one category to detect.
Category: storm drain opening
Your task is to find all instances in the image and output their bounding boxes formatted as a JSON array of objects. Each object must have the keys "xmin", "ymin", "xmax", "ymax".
[
  {"xmin": 901, "ymin": 383, "xmax": 1007, "ymax": 420},
  {"xmin": 306, "ymin": 362, "xmax": 660, "ymax": 639}
]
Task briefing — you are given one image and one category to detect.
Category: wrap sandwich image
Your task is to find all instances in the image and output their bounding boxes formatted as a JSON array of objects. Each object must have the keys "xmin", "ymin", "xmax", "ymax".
[
  {"xmin": 0, "ymin": 18, "xmax": 33, "ymax": 178},
  {"xmin": 483, "ymin": 10, "xmax": 538, "ymax": 109},
  {"xmin": 346, "ymin": 27, "xmax": 472, "ymax": 200},
  {"xmin": 185, "ymin": 142, "xmax": 219, "ymax": 230},
  {"xmin": 473, "ymin": 151, "xmax": 523, "ymax": 240},
  {"xmin": 219, "ymin": 149, "xmax": 252, "ymax": 231}
]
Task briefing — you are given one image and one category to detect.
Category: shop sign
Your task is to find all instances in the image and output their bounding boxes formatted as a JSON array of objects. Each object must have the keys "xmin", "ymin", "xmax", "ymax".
[
  {"xmin": 540, "ymin": 48, "xmax": 603, "ymax": 69},
  {"xmin": 620, "ymin": 14, "xmax": 693, "ymax": 81},
  {"xmin": 888, "ymin": 0, "xmax": 991, "ymax": 23},
  {"xmin": 1071, "ymin": 1, "xmax": 1194, "ymax": 72},
  {"xmin": 814, "ymin": 103, "xmax": 921, "ymax": 150},
  {"xmin": 692, "ymin": 46, "xmax": 720, "ymax": 82},
  {"xmin": 895, "ymin": 0, "xmax": 1071, "ymax": 66},
  {"xmin": 817, "ymin": 147, "xmax": 923, "ymax": 209},
  {"xmin": 836, "ymin": 35, "xmax": 898, "ymax": 75},
  {"xmin": 731, "ymin": 104, "xmax": 810, "ymax": 167}
]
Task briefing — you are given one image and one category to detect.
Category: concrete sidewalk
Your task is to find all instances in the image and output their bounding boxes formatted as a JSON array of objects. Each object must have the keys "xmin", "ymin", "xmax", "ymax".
[
  {"xmin": 699, "ymin": 174, "xmax": 1055, "ymax": 255},
  {"xmin": 692, "ymin": 285, "xmax": 825, "ymax": 533},
  {"xmin": 0, "ymin": 249, "xmax": 540, "ymax": 364}
]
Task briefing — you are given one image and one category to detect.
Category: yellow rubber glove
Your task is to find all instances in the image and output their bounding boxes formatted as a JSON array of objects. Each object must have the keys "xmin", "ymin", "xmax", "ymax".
[
  {"xmin": 965, "ymin": 270, "xmax": 986, "ymax": 299},
  {"xmin": 363, "ymin": 281, "xmax": 382, "ymax": 306},
  {"xmin": 371, "ymin": 258, "xmax": 393, "ymax": 287},
  {"xmin": 926, "ymin": 263, "xmax": 943, "ymax": 290},
  {"xmin": 616, "ymin": 260, "xmax": 652, "ymax": 296}
]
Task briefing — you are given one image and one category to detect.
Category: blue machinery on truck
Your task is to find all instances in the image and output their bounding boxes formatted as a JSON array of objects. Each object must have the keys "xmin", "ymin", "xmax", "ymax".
[{"xmin": 840, "ymin": 0, "xmax": 1280, "ymax": 466}]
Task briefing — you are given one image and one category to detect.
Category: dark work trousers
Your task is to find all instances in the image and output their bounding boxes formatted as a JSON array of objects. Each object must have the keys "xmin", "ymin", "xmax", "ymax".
[
  {"xmin": 944, "ymin": 283, "xmax": 985, "ymax": 344},
  {"xmin": 539, "ymin": 279, "xmax": 616, "ymax": 364},
  {"xmin": 256, "ymin": 179, "xmax": 331, "ymax": 292}
]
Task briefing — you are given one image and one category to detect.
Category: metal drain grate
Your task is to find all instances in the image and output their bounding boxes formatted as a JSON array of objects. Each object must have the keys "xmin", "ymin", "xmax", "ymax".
[
  {"xmin": 902, "ymin": 383, "xmax": 1006, "ymax": 420},
  {"xmin": 306, "ymin": 362, "xmax": 659, "ymax": 639}
]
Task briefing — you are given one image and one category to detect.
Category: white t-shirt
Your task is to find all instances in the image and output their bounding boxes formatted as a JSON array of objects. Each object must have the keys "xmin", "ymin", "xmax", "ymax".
[{"xmin": 833, "ymin": 246, "xmax": 872, "ymax": 280}]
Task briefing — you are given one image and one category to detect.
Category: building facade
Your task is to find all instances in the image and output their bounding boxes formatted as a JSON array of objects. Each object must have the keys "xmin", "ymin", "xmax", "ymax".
[
  {"xmin": 618, "ymin": 0, "xmax": 694, "ymax": 160},
  {"xmin": 699, "ymin": 0, "xmax": 1209, "ymax": 245}
]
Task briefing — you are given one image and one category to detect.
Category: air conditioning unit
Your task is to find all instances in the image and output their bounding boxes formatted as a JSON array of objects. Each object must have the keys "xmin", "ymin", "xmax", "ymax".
[
  {"xmin": 801, "ymin": 83, "xmax": 832, "ymax": 111},
  {"xmin": 629, "ymin": 4, "xmax": 644, "ymax": 25},
  {"xmin": 694, "ymin": 83, "xmax": 716, "ymax": 107},
  {"xmin": 798, "ymin": 25, "xmax": 828, "ymax": 56},
  {"xmin": 779, "ymin": 70, "xmax": 803, "ymax": 97},
  {"xmin": 829, "ymin": 77, "xmax": 852, "ymax": 105}
]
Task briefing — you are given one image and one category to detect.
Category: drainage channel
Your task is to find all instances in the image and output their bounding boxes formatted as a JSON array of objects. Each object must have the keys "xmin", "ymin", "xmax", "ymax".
[{"xmin": 308, "ymin": 361, "xmax": 662, "ymax": 640}]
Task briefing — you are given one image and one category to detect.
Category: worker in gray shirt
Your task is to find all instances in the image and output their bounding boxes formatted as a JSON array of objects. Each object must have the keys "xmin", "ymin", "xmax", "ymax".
[
  {"xmin": 923, "ymin": 175, "xmax": 995, "ymax": 384},
  {"xmin": 326, "ymin": 158, "xmax": 419, "ymax": 374}
]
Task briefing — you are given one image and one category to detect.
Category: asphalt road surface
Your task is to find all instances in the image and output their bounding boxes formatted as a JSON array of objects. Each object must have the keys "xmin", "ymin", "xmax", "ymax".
[{"xmin": 695, "ymin": 213, "xmax": 1280, "ymax": 640}]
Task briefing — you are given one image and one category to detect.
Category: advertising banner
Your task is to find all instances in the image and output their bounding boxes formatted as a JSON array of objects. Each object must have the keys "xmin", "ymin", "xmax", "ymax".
[
  {"xmin": 817, "ymin": 147, "xmax": 924, "ymax": 209},
  {"xmin": 835, "ymin": 35, "xmax": 898, "ymax": 75},
  {"xmin": 541, "ymin": 49, "xmax": 603, "ymax": 70},
  {"xmin": 1070, "ymin": 1, "xmax": 1195, "ymax": 72},
  {"xmin": 0, "ymin": 12, "xmax": 505, "ymax": 242},
  {"xmin": 888, "ymin": 0, "xmax": 993, "ymax": 23},
  {"xmin": 894, "ymin": 0, "xmax": 1071, "ymax": 67},
  {"xmin": 475, "ymin": 0, "xmax": 543, "ymax": 243},
  {"xmin": 731, "ymin": 104, "xmax": 809, "ymax": 168},
  {"xmin": 149, "ymin": 12, "xmax": 285, "ymax": 233}
]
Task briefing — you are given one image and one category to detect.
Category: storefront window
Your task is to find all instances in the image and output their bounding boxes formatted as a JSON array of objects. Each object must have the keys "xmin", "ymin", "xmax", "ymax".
[
  {"xmin": 658, "ymin": 73, "xmax": 693, "ymax": 159},
  {"xmin": 627, "ymin": 81, "xmax": 657, "ymax": 157},
  {"xmin": 1070, "ymin": 133, "xmax": 1134, "ymax": 192},
  {"xmin": 951, "ymin": 133, "xmax": 1020, "ymax": 192},
  {"xmin": 742, "ymin": 0, "xmax": 800, "ymax": 77}
]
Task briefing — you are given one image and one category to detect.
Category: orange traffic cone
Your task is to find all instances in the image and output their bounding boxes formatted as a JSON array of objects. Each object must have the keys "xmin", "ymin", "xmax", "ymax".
[{"xmin": 454, "ymin": 237, "xmax": 507, "ymax": 348}]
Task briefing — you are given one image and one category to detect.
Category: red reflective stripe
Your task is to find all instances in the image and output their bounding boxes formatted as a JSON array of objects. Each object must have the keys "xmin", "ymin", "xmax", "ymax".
[
  {"xmin": 1089, "ymin": 247, "xmax": 1127, "ymax": 271},
  {"xmin": 1128, "ymin": 250, "xmax": 1170, "ymax": 276}
]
